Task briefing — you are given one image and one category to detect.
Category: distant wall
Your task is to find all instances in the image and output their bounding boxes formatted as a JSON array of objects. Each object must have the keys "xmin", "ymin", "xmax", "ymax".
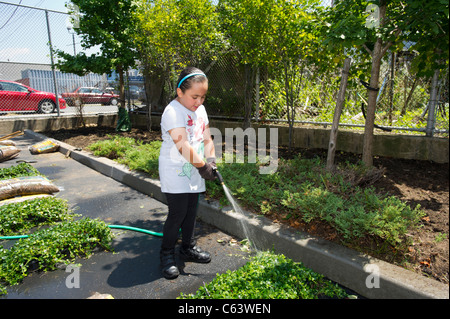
[
  {"xmin": 133, "ymin": 114, "xmax": 448, "ymax": 163},
  {"xmin": 1, "ymin": 113, "xmax": 447, "ymax": 163},
  {"xmin": 0, "ymin": 114, "xmax": 118, "ymax": 135}
]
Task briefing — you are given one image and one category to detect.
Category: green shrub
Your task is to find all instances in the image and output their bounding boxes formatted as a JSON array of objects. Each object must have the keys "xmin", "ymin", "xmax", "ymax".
[
  {"xmin": 0, "ymin": 196, "xmax": 75, "ymax": 236},
  {"xmin": 207, "ymin": 155, "xmax": 425, "ymax": 249},
  {"xmin": 180, "ymin": 251, "xmax": 348, "ymax": 299},
  {"xmin": 0, "ymin": 218, "xmax": 113, "ymax": 293},
  {"xmin": 87, "ymin": 135, "xmax": 138, "ymax": 159},
  {"xmin": 117, "ymin": 141, "xmax": 162, "ymax": 178},
  {"xmin": 0, "ymin": 163, "xmax": 42, "ymax": 180},
  {"xmin": 87, "ymin": 136, "xmax": 425, "ymax": 250}
]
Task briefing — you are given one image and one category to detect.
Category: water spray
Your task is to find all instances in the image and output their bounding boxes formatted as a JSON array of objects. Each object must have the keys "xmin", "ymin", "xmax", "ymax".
[{"xmin": 212, "ymin": 167, "xmax": 257, "ymax": 251}]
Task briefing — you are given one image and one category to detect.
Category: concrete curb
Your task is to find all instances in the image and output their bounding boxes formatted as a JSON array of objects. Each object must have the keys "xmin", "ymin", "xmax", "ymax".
[{"xmin": 24, "ymin": 129, "xmax": 449, "ymax": 299}]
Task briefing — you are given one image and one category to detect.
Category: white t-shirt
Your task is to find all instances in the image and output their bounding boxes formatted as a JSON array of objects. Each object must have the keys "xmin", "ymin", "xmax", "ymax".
[{"xmin": 159, "ymin": 99, "xmax": 209, "ymax": 194}]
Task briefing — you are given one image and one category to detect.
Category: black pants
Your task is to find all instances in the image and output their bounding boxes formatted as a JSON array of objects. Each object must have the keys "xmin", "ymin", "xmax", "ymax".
[{"xmin": 161, "ymin": 192, "xmax": 200, "ymax": 253}]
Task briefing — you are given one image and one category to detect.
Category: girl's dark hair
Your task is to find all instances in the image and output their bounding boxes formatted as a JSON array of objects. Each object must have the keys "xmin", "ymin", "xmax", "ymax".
[{"xmin": 176, "ymin": 67, "xmax": 208, "ymax": 93}]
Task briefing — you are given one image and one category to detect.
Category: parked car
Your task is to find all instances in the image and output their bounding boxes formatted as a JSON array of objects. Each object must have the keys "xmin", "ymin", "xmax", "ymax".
[
  {"xmin": 62, "ymin": 87, "xmax": 119, "ymax": 106},
  {"xmin": 0, "ymin": 80, "xmax": 66, "ymax": 114}
]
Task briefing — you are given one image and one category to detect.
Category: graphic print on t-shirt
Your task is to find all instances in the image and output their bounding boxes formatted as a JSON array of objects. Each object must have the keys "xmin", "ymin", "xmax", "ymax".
[{"xmin": 178, "ymin": 142, "xmax": 204, "ymax": 180}]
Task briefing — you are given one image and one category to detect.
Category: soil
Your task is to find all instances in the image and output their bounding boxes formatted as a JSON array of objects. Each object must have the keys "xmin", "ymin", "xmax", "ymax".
[{"xmin": 44, "ymin": 126, "xmax": 449, "ymax": 285}]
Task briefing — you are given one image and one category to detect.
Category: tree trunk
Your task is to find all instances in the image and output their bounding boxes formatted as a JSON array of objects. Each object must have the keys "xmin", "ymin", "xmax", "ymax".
[
  {"xmin": 143, "ymin": 66, "xmax": 152, "ymax": 132},
  {"xmin": 283, "ymin": 62, "xmax": 293, "ymax": 154},
  {"xmin": 117, "ymin": 64, "xmax": 126, "ymax": 109},
  {"xmin": 362, "ymin": 37, "xmax": 383, "ymax": 167},
  {"xmin": 361, "ymin": 0, "xmax": 391, "ymax": 167},
  {"xmin": 243, "ymin": 64, "xmax": 255, "ymax": 130},
  {"xmin": 142, "ymin": 64, "xmax": 166, "ymax": 132},
  {"xmin": 326, "ymin": 57, "xmax": 352, "ymax": 172},
  {"xmin": 388, "ymin": 52, "xmax": 396, "ymax": 125}
]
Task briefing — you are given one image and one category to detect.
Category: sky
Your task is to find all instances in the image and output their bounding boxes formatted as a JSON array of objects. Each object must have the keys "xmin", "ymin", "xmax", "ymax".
[
  {"xmin": 1, "ymin": 0, "xmax": 68, "ymax": 14},
  {"xmin": 0, "ymin": 1, "xmax": 90, "ymax": 65}
]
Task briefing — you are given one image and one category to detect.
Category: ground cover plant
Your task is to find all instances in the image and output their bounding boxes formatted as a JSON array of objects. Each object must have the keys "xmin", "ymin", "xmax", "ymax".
[
  {"xmin": 207, "ymin": 157, "xmax": 425, "ymax": 254},
  {"xmin": 88, "ymin": 135, "xmax": 161, "ymax": 178},
  {"xmin": 179, "ymin": 251, "xmax": 349, "ymax": 299},
  {"xmin": 0, "ymin": 218, "xmax": 113, "ymax": 294},
  {"xmin": 0, "ymin": 197, "xmax": 75, "ymax": 236},
  {"xmin": 0, "ymin": 162, "xmax": 42, "ymax": 180},
  {"xmin": 0, "ymin": 164, "xmax": 114, "ymax": 295}
]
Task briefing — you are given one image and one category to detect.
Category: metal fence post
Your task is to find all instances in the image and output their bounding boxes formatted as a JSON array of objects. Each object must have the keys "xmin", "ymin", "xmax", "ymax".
[{"xmin": 45, "ymin": 9, "xmax": 60, "ymax": 116}]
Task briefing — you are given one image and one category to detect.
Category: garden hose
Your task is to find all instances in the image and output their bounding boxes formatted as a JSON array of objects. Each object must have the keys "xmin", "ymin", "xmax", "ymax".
[
  {"xmin": 212, "ymin": 167, "xmax": 224, "ymax": 185},
  {"xmin": 0, "ymin": 224, "xmax": 163, "ymax": 240},
  {"xmin": 0, "ymin": 234, "xmax": 29, "ymax": 240},
  {"xmin": 107, "ymin": 225, "xmax": 163, "ymax": 237}
]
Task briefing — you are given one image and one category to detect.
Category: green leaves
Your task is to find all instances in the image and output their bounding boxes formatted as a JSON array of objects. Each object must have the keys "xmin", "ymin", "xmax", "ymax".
[
  {"xmin": 324, "ymin": 0, "xmax": 449, "ymax": 76},
  {"xmin": 180, "ymin": 251, "xmax": 348, "ymax": 299},
  {"xmin": 134, "ymin": 0, "xmax": 223, "ymax": 71},
  {"xmin": 56, "ymin": 0, "xmax": 138, "ymax": 79},
  {"xmin": 0, "ymin": 164, "xmax": 114, "ymax": 294},
  {"xmin": 0, "ymin": 218, "xmax": 113, "ymax": 292},
  {"xmin": 220, "ymin": 0, "xmax": 324, "ymax": 67},
  {"xmin": 87, "ymin": 136, "xmax": 162, "ymax": 178},
  {"xmin": 0, "ymin": 163, "xmax": 42, "ymax": 181},
  {"xmin": 207, "ymin": 154, "xmax": 425, "ymax": 250},
  {"xmin": 0, "ymin": 197, "xmax": 75, "ymax": 236}
]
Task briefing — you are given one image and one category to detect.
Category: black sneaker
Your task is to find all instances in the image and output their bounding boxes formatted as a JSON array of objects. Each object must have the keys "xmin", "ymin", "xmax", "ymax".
[
  {"xmin": 160, "ymin": 250, "xmax": 179, "ymax": 279},
  {"xmin": 180, "ymin": 245, "xmax": 211, "ymax": 263}
]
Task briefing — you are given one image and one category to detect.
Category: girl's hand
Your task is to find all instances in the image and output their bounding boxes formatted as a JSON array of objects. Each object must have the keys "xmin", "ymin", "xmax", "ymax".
[
  {"xmin": 206, "ymin": 157, "xmax": 216, "ymax": 169},
  {"xmin": 197, "ymin": 162, "xmax": 216, "ymax": 180}
]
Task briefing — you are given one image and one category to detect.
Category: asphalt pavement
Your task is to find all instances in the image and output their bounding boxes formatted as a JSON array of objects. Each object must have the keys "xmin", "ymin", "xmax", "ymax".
[{"xmin": 0, "ymin": 135, "xmax": 250, "ymax": 299}]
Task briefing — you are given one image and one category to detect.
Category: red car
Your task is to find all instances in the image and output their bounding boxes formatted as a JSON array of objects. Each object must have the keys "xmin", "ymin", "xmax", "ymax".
[
  {"xmin": 0, "ymin": 80, "xmax": 66, "ymax": 114},
  {"xmin": 62, "ymin": 87, "xmax": 119, "ymax": 106}
]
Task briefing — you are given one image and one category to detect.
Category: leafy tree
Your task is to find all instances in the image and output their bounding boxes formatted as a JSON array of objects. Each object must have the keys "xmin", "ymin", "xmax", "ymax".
[
  {"xmin": 220, "ymin": 0, "xmax": 327, "ymax": 146},
  {"xmin": 55, "ymin": 0, "xmax": 139, "ymax": 109},
  {"xmin": 219, "ymin": 0, "xmax": 277, "ymax": 129},
  {"xmin": 324, "ymin": 0, "xmax": 449, "ymax": 166},
  {"xmin": 134, "ymin": 0, "xmax": 223, "ymax": 127},
  {"xmin": 269, "ymin": 0, "xmax": 326, "ymax": 153}
]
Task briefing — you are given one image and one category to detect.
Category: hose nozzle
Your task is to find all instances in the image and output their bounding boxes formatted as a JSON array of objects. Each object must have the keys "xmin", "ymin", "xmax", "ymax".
[{"xmin": 212, "ymin": 167, "xmax": 224, "ymax": 185}]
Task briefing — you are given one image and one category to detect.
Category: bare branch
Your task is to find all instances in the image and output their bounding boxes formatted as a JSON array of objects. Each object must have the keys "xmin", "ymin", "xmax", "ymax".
[
  {"xmin": 363, "ymin": 43, "xmax": 373, "ymax": 56},
  {"xmin": 381, "ymin": 28, "xmax": 402, "ymax": 57}
]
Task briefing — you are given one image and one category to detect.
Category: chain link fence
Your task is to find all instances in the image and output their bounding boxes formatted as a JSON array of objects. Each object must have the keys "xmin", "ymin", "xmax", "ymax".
[
  {"xmin": 0, "ymin": 1, "xmax": 143, "ymax": 118},
  {"xmin": 1, "ymin": 1, "xmax": 448, "ymax": 136}
]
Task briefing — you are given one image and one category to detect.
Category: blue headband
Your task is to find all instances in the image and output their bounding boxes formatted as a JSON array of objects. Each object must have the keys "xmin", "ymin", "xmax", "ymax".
[{"xmin": 177, "ymin": 73, "xmax": 207, "ymax": 88}]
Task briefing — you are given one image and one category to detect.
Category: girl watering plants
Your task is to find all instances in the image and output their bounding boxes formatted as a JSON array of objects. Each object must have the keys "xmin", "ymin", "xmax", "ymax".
[{"xmin": 158, "ymin": 67, "xmax": 217, "ymax": 279}]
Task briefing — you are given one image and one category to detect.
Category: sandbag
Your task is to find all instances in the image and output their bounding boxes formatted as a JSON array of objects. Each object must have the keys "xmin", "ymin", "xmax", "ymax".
[
  {"xmin": 0, "ymin": 146, "xmax": 20, "ymax": 162},
  {"xmin": 29, "ymin": 139, "xmax": 60, "ymax": 154},
  {"xmin": 0, "ymin": 176, "xmax": 60, "ymax": 201},
  {"xmin": 0, "ymin": 140, "xmax": 16, "ymax": 146}
]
